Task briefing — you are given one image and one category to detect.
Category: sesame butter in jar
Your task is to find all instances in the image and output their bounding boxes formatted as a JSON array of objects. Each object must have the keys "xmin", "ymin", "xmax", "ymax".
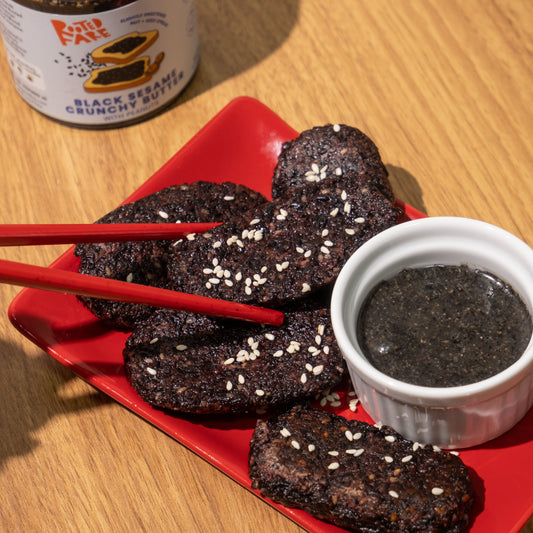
[{"xmin": 0, "ymin": 0, "xmax": 199, "ymax": 128}]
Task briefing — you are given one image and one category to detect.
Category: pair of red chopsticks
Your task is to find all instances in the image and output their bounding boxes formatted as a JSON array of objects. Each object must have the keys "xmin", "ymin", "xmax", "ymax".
[{"xmin": 0, "ymin": 223, "xmax": 284, "ymax": 326}]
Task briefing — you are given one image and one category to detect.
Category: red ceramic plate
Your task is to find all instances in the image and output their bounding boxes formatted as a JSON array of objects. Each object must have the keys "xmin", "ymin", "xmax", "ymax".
[{"xmin": 8, "ymin": 97, "xmax": 533, "ymax": 533}]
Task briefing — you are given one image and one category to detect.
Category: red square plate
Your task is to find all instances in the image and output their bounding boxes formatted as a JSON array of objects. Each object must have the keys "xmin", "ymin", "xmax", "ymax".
[{"xmin": 8, "ymin": 97, "xmax": 533, "ymax": 533}]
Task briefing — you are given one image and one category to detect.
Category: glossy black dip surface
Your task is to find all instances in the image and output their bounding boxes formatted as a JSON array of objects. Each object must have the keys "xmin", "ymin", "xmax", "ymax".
[{"xmin": 357, "ymin": 264, "xmax": 532, "ymax": 387}]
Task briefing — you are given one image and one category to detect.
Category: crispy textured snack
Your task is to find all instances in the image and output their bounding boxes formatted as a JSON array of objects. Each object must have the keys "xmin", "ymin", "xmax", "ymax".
[
  {"xmin": 75, "ymin": 181, "xmax": 267, "ymax": 328},
  {"xmin": 249, "ymin": 405, "xmax": 474, "ymax": 533},
  {"xmin": 123, "ymin": 308, "xmax": 345, "ymax": 414},
  {"xmin": 167, "ymin": 179, "xmax": 399, "ymax": 307},
  {"xmin": 271, "ymin": 123, "xmax": 394, "ymax": 202}
]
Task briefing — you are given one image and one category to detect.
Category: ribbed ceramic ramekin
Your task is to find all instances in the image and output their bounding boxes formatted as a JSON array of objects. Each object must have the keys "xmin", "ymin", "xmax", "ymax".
[{"xmin": 331, "ymin": 217, "xmax": 533, "ymax": 449}]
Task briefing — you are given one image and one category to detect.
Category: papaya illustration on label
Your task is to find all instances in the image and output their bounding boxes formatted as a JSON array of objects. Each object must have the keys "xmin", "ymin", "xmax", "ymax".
[{"xmin": 84, "ymin": 31, "xmax": 163, "ymax": 93}]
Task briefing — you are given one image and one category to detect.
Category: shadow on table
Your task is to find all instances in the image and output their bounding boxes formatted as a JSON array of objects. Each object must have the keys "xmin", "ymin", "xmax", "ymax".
[
  {"xmin": 173, "ymin": 0, "xmax": 301, "ymax": 105},
  {"xmin": 0, "ymin": 338, "xmax": 113, "ymax": 468},
  {"xmin": 386, "ymin": 164, "xmax": 428, "ymax": 216}
]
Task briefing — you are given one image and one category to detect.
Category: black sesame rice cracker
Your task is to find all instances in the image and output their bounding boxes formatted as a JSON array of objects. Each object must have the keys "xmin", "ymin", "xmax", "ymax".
[
  {"xmin": 123, "ymin": 308, "xmax": 345, "ymax": 414},
  {"xmin": 249, "ymin": 405, "xmax": 474, "ymax": 533},
  {"xmin": 74, "ymin": 182, "xmax": 267, "ymax": 329},
  {"xmin": 271, "ymin": 124, "xmax": 395, "ymax": 203},
  {"xmin": 167, "ymin": 180, "xmax": 399, "ymax": 307}
]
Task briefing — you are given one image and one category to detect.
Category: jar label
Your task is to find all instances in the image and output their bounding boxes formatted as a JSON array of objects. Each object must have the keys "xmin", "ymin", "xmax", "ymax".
[{"xmin": 0, "ymin": 0, "xmax": 199, "ymax": 126}]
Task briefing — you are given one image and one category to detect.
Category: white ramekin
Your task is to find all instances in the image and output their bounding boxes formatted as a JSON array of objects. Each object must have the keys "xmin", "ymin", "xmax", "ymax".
[{"xmin": 331, "ymin": 217, "xmax": 533, "ymax": 449}]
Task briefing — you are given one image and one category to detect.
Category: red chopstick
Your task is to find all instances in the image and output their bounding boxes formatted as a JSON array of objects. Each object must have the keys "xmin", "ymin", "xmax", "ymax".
[
  {"xmin": 0, "ymin": 258, "xmax": 284, "ymax": 326},
  {"xmin": 0, "ymin": 223, "xmax": 219, "ymax": 246}
]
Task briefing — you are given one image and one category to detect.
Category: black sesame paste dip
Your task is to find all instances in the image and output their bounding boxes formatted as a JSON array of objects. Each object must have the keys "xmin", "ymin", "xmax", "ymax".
[{"xmin": 357, "ymin": 264, "xmax": 533, "ymax": 387}]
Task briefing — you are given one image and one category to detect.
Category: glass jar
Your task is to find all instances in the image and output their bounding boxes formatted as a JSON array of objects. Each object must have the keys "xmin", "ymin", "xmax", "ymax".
[{"xmin": 0, "ymin": 0, "xmax": 199, "ymax": 128}]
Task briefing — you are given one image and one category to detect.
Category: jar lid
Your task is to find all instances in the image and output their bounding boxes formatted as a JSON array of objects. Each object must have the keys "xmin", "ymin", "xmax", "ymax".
[{"xmin": 9, "ymin": 0, "xmax": 137, "ymax": 15}]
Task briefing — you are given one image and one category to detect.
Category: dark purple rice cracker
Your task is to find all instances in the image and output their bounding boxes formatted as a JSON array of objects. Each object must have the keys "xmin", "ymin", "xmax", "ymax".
[
  {"xmin": 271, "ymin": 124, "xmax": 394, "ymax": 203},
  {"xmin": 249, "ymin": 404, "xmax": 474, "ymax": 533},
  {"xmin": 74, "ymin": 182, "xmax": 267, "ymax": 329},
  {"xmin": 123, "ymin": 308, "xmax": 346, "ymax": 414},
  {"xmin": 167, "ymin": 179, "xmax": 399, "ymax": 307}
]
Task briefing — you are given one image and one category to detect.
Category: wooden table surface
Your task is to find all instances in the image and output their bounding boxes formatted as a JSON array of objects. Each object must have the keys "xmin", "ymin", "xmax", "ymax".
[{"xmin": 0, "ymin": 1, "xmax": 531, "ymax": 531}]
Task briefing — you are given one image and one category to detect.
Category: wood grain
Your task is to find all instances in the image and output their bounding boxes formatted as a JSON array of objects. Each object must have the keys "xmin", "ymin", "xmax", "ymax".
[{"xmin": 0, "ymin": 1, "xmax": 531, "ymax": 531}]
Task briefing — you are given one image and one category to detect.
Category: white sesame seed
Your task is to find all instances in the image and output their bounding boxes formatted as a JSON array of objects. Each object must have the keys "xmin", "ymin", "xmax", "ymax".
[
  {"xmin": 146, "ymin": 367, "xmax": 157, "ymax": 376},
  {"xmin": 330, "ymin": 207, "xmax": 339, "ymax": 217},
  {"xmin": 323, "ymin": 346, "xmax": 330, "ymax": 354},
  {"xmin": 315, "ymin": 335, "xmax": 322, "ymax": 345},
  {"xmin": 345, "ymin": 430, "xmax": 353, "ymax": 441},
  {"xmin": 238, "ymin": 374, "xmax": 245, "ymax": 384},
  {"xmin": 389, "ymin": 490, "xmax": 399, "ymax": 499},
  {"xmin": 385, "ymin": 435, "xmax": 396, "ymax": 443},
  {"xmin": 149, "ymin": 338, "xmax": 159, "ymax": 344},
  {"xmin": 328, "ymin": 462, "xmax": 340, "ymax": 470},
  {"xmin": 291, "ymin": 440, "xmax": 300, "ymax": 450},
  {"xmin": 333, "ymin": 124, "xmax": 341, "ymax": 132},
  {"xmin": 300, "ymin": 373, "xmax": 307, "ymax": 384},
  {"xmin": 320, "ymin": 246, "xmax": 329, "ymax": 254},
  {"xmin": 308, "ymin": 444, "xmax": 316, "ymax": 452},
  {"xmin": 223, "ymin": 358, "xmax": 235, "ymax": 365},
  {"xmin": 176, "ymin": 345, "xmax": 187, "ymax": 351},
  {"xmin": 235, "ymin": 272, "xmax": 242, "ymax": 281},
  {"xmin": 245, "ymin": 287, "xmax": 252, "ymax": 295},
  {"xmin": 384, "ymin": 456, "xmax": 394, "ymax": 463},
  {"xmin": 353, "ymin": 432, "xmax": 362, "ymax": 440},
  {"xmin": 126, "ymin": 272, "xmax": 133, "ymax": 283},
  {"xmin": 250, "ymin": 218, "xmax": 260, "ymax": 225},
  {"xmin": 265, "ymin": 333, "xmax": 275, "ymax": 340},
  {"xmin": 324, "ymin": 240, "xmax": 334, "ymax": 247},
  {"xmin": 302, "ymin": 283, "xmax": 311, "ymax": 293},
  {"xmin": 432, "ymin": 445, "xmax": 442, "ymax": 452},
  {"xmin": 328, "ymin": 450, "xmax": 339, "ymax": 456},
  {"xmin": 280, "ymin": 428, "xmax": 291, "ymax": 438},
  {"xmin": 348, "ymin": 399, "xmax": 359, "ymax": 412},
  {"xmin": 213, "ymin": 241, "xmax": 222, "ymax": 248},
  {"xmin": 432, "ymin": 487, "xmax": 444, "ymax": 496},
  {"xmin": 186, "ymin": 233, "xmax": 196, "ymax": 240},
  {"xmin": 158, "ymin": 210, "xmax": 169, "ymax": 219},
  {"xmin": 273, "ymin": 350, "xmax": 284, "ymax": 357},
  {"xmin": 296, "ymin": 246, "xmax": 305, "ymax": 253},
  {"xmin": 345, "ymin": 228, "xmax": 356, "ymax": 235},
  {"xmin": 223, "ymin": 195, "xmax": 235, "ymax": 201},
  {"xmin": 226, "ymin": 381, "xmax": 233, "ymax": 391},
  {"xmin": 346, "ymin": 448, "xmax": 365, "ymax": 456},
  {"xmin": 335, "ymin": 167, "xmax": 342, "ymax": 176},
  {"xmin": 354, "ymin": 217, "xmax": 365, "ymax": 223},
  {"xmin": 304, "ymin": 250, "xmax": 312, "ymax": 258},
  {"xmin": 313, "ymin": 365, "xmax": 324, "ymax": 375},
  {"xmin": 255, "ymin": 389, "xmax": 265, "ymax": 396},
  {"xmin": 402, "ymin": 455, "xmax": 413, "ymax": 463}
]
